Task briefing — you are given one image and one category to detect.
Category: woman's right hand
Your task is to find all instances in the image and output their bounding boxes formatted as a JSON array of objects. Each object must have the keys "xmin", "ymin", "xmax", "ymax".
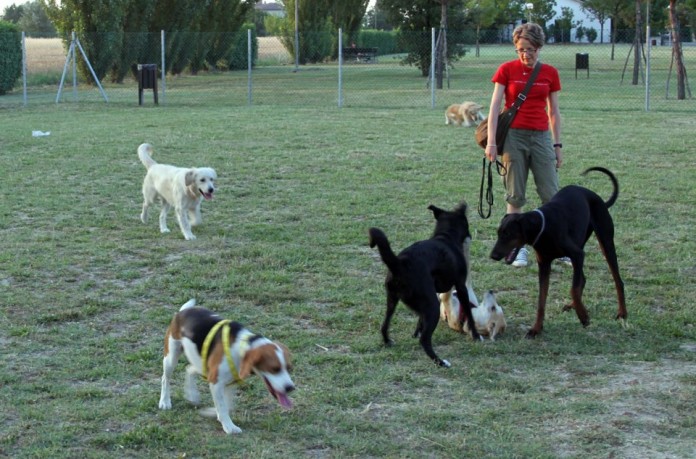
[{"xmin": 486, "ymin": 144, "xmax": 498, "ymax": 162}]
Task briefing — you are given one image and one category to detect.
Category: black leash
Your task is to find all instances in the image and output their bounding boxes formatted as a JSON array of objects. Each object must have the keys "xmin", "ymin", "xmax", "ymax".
[{"xmin": 477, "ymin": 157, "xmax": 507, "ymax": 219}]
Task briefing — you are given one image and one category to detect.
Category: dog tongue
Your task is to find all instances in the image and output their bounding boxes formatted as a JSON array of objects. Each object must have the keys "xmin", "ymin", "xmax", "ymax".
[
  {"xmin": 201, "ymin": 191, "xmax": 213, "ymax": 200},
  {"xmin": 276, "ymin": 392, "xmax": 293, "ymax": 410}
]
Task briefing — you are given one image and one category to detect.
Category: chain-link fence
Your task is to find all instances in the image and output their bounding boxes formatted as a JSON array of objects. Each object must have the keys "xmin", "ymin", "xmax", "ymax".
[{"xmin": 1, "ymin": 29, "xmax": 694, "ymax": 113}]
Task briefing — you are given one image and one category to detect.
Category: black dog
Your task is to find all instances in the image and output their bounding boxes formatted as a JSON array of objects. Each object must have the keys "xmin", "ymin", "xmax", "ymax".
[
  {"xmin": 369, "ymin": 203, "xmax": 480, "ymax": 367},
  {"xmin": 490, "ymin": 167, "xmax": 627, "ymax": 338}
]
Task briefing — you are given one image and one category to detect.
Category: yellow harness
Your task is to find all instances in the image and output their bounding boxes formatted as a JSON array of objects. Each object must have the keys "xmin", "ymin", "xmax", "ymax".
[{"xmin": 200, "ymin": 320, "xmax": 246, "ymax": 385}]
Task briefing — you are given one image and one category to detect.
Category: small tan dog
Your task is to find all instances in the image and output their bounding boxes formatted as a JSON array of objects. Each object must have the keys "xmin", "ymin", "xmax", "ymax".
[
  {"xmin": 438, "ymin": 237, "xmax": 506, "ymax": 340},
  {"xmin": 439, "ymin": 288, "xmax": 507, "ymax": 341},
  {"xmin": 445, "ymin": 101, "xmax": 486, "ymax": 127}
]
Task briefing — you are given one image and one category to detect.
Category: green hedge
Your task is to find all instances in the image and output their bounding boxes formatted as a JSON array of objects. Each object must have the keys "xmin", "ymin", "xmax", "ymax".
[
  {"xmin": 0, "ymin": 22, "xmax": 22, "ymax": 95},
  {"xmin": 357, "ymin": 30, "xmax": 401, "ymax": 55}
]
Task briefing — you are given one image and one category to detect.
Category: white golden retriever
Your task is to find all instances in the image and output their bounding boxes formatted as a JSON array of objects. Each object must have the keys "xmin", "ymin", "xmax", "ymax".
[{"xmin": 138, "ymin": 143, "xmax": 217, "ymax": 241}]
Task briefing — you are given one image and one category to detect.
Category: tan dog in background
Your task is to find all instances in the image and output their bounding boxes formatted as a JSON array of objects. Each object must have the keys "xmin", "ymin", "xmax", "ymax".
[{"xmin": 445, "ymin": 101, "xmax": 486, "ymax": 127}]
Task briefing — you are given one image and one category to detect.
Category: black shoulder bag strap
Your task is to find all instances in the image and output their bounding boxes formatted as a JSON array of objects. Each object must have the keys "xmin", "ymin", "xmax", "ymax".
[{"xmin": 478, "ymin": 61, "xmax": 542, "ymax": 219}]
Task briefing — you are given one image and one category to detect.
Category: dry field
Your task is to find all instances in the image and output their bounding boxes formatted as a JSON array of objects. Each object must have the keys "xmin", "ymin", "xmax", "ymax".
[
  {"xmin": 25, "ymin": 37, "xmax": 66, "ymax": 73},
  {"xmin": 23, "ymin": 36, "xmax": 292, "ymax": 74}
]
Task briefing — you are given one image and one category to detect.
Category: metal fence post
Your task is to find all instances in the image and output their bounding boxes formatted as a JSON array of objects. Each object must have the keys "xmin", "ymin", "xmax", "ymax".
[
  {"xmin": 248, "ymin": 28, "xmax": 253, "ymax": 106},
  {"xmin": 431, "ymin": 28, "xmax": 435, "ymax": 109},
  {"xmin": 338, "ymin": 28, "xmax": 343, "ymax": 108},
  {"xmin": 161, "ymin": 30, "xmax": 166, "ymax": 105}
]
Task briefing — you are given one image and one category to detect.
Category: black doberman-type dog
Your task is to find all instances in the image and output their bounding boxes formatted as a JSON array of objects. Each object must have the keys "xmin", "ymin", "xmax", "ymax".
[
  {"xmin": 369, "ymin": 203, "xmax": 480, "ymax": 367},
  {"xmin": 490, "ymin": 167, "xmax": 628, "ymax": 338}
]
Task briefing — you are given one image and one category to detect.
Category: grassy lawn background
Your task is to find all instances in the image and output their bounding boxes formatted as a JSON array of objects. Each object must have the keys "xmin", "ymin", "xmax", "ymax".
[{"xmin": 1, "ymin": 100, "xmax": 695, "ymax": 458}]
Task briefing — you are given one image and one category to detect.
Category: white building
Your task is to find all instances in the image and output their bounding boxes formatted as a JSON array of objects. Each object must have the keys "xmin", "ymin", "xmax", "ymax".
[{"xmin": 553, "ymin": 0, "xmax": 611, "ymax": 43}]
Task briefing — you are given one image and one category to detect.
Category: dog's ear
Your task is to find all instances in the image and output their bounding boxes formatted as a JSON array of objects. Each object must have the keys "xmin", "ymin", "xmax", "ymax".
[
  {"xmin": 278, "ymin": 343, "xmax": 293, "ymax": 372},
  {"xmin": 455, "ymin": 201, "xmax": 468, "ymax": 215},
  {"xmin": 239, "ymin": 347, "xmax": 262, "ymax": 380},
  {"xmin": 428, "ymin": 204, "xmax": 443, "ymax": 219},
  {"xmin": 184, "ymin": 169, "xmax": 196, "ymax": 187}
]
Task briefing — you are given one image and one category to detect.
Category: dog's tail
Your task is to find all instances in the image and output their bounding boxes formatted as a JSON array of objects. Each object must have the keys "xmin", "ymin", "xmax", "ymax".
[
  {"xmin": 368, "ymin": 227, "xmax": 400, "ymax": 273},
  {"xmin": 138, "ymin": 143, "xmax": 157, "ymax": 169},
  {"xmin": 179, "ymin": 298, "xmax": 196, "ymax": 311},
  {"xmin": 582, "ymin": 166, "xmax": 619, "ymax": 208}
]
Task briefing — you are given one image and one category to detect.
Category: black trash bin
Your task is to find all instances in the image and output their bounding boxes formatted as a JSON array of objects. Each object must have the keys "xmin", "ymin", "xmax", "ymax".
[
  {"xmin": 575, "ymin": 53, "xmax": 589, "ymax": 79},
  {"xmin": 137, "ymin": 64, "xmax": 158, "ymax": 105}
]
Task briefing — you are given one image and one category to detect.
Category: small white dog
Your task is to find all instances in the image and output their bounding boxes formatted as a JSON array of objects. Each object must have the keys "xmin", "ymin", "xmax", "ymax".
[
  {"xmin": 138, "ymin": 143, "xmax": 217, "ymax": 240},
  {"xmin": 445, "ymin": 101, "xmax": 486, "ymax": 127},
  {"xmin": 439, "ymin": 288, "xmax": 507, "ymax": 341},
  {"xmin": 438, "ymin": 237, "xmax": 506, "ymax": 340}
]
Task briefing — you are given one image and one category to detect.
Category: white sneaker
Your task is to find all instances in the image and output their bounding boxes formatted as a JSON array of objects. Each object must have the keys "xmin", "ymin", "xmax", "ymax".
[{"xmin": 512, "ymin": 247, "xmax": 529, "ymax": 267}]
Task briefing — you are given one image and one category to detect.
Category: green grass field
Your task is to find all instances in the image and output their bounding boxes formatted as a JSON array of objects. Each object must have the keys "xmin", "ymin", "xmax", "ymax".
[{"xmin": 1, "ymin": 78, "xmax": 695, "ymax": 458}]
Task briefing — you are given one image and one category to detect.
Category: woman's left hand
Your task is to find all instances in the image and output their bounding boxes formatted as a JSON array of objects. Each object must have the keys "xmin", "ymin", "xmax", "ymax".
[{"xmin": 555, "ymin": 149, "xmax": 563, "ymax": 169}]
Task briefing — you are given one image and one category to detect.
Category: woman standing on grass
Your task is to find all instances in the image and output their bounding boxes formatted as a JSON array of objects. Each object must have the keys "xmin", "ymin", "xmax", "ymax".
[{"xmin": 485, "ymin": 22, "xmax": 564, "ymax": 268}]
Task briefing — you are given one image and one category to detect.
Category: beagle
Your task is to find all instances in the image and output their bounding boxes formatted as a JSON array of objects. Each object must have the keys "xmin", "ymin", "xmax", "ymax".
[{"xmin": 158, "ymin": 299, "xmax": 295, "ymax": 434}]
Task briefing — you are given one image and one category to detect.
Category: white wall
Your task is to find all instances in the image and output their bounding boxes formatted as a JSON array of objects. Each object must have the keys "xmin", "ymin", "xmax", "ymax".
[{"xmin": 553, "ymin": 0, "xmax": 611, "ymax": 43}]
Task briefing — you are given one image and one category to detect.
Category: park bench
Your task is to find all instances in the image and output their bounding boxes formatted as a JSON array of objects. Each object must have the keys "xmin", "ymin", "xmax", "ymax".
[{"xmin": 342, "ymin": 47, "xmax": 378, "ymax": 63}]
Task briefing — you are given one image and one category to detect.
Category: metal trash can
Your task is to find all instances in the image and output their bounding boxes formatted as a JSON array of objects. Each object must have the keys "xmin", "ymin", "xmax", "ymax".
[
  {"xmin": 575, "ymin": 53, "xmax": 589, "ymax": 79},
  {"xmin": 137, "ymin": 64, "xmax": 158, "ymax": 105}
]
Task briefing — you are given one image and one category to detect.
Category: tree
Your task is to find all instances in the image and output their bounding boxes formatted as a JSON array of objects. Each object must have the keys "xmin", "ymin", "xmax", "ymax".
[
  {"xmin": 525, "ymin": 0, "xmax": 557, "ymax": 27},
  {"xmin": 43, "ymin": 0, "xmax": 258, "ymax": 81},
  {"xmin": 328, "ymin": 0, "xmax": 370, "ymax": 45},
  {"xmin": 0, "ymin": 20, "xmax": 22, "ymax": 95},
  {"xmin": 43, "ymin": 0, "xmax": 131, "ymax": 83},
  {"xmin": 1, "ymin": 4, "xmax": 24, "ymax": 23},
  {"xmin": 379, "ymin": 0, "xmax": 466, "ymax": 76},
  {"xmin": 17, "ymin": 1, "xmax": 56, "ymax": 38},
  {"xmin": 278, "ymin": 0, "xmax": 333, "ymax": 64},
  {"xmin": 631, "ymin": 0, "xmax": 642, "ymax": 85},
  {"xmin": 549, "ymin": 6, "xmax": 577, "ymax": 42},
  {"xmin": 668, "ymin": 0, "xmax": 688, "ymax": 99},
  {"xmin": 580, "ymin": 0, "xmax": 611, "ymax": 44},
  {"xmin": 604, "ymin": 0, "xmax": 632, "ymax": 60}
]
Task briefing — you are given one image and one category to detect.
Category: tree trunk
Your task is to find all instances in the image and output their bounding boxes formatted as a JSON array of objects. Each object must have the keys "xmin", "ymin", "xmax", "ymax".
[
  {"xmin": 436, "ymin": 1, "xmax": 448, "ymax": 90},
  {"xmin": 669, "ymin": 0, "xmax": 686, "ymax": 99},
  {"xmin": 632, "ymin": 0, "xmax": 642, "ymax": 85}
]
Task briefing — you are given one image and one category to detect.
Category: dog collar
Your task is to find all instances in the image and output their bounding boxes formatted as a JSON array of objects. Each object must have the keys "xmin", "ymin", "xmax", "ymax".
[
  {"xmin": 531, "ymin": 208, "xmax": 545, "ymax": 247},
  {"xmin": 201, "ymin": 320, "xmax": 245, "ymax": 385}
]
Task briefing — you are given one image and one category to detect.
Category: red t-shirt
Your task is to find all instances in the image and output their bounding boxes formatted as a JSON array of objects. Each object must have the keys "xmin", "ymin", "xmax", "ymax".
[{"xmin": 491, "ymin": 59, "xmax": 561, "ymax": 131}]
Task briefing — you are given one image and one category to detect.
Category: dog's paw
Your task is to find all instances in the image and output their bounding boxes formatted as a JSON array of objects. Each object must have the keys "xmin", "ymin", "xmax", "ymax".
[
  {"xmin": 184, "ymin": 388, "xmax": 201, "ymax": 405},
  {"xmin": 439, "ymin": 359, "xmax": 452, "ymax": 368},
  {"xmin": 525, "ymin": 329, "xmax": 541, "ymax": 339},
  {"xmin": 383, "ymin": 339, "xmax": 395, "ymax": 347},
  {"xmin": 160, "ymin": 228, "xmax": 171, "ymax": 234},
  {"xmin": 221, "ymin": 422, "xmax": 243, "ymax": 435},
  {"xmin": 158, "ymin": 399, "xmax": 172, "ymax": 410},
  {"xmin": 184, "ymin": 234, "xmax": 197, "ymax": 241}
]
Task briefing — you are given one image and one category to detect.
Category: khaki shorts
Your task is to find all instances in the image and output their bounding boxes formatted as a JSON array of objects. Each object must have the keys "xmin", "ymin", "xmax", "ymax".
[{"xmin": 501, "ymin": 128, "xmax": 559, "ymax": 209}]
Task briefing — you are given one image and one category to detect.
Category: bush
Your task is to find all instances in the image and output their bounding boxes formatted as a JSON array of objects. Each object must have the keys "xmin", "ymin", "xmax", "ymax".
[
  {"xmin": 357, "ymin": 30, "xmax": 400, "ymax": 55},
  {"xmin": 0, "ymin": 22, "xmax": 22, "ymax": 95}
]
